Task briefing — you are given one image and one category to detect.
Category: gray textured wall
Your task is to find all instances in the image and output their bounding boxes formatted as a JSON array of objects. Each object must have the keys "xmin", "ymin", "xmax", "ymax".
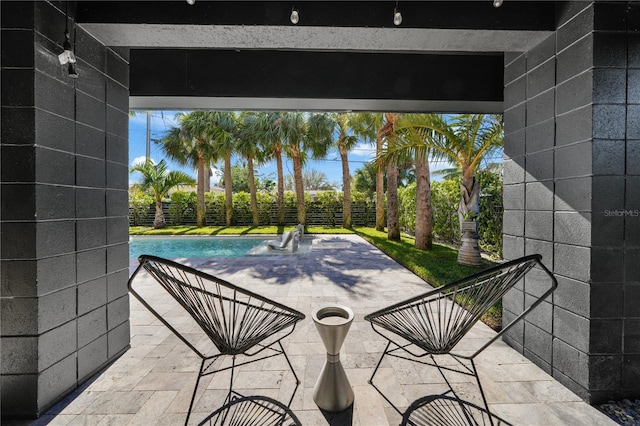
[
  {"xmin": 502, "ymin": 1, "xmax": 640, "ymax": 404},
  {"xmin": 1, "ymin": 1, "xmax": 130, "ymax": 418}
]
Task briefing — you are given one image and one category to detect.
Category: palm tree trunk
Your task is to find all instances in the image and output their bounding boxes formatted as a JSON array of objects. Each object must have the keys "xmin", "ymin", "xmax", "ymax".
[
  {"xmin": 415, "ymin": 148, "xmax": 432, "ymax": 250},
  {"xmin": 275, "ymin": 146, "xmax": 285, "ymax": 226},
  {"xmin": 375, "ymin": 133, "xmax": 385, "ymax": 231},
  {"xmin": 387, "ymin": 161, "xmax": 400, "ymax": 241},
  {"xmin": 291, "ymin": 146, "xmax": 306, "ymax": 225},
  {"xmin": 196, "ymin": 155, "xmax": 206, "ymax": 227},
  {"xmin": 154, "ymin": 197, "xmax": 165, "ymax": 229},
  {"xmin": 224, "ymin": 153, "xmax": 233, "ymax": 226},
  {"xmin": 247, "ymin": 156, "xmax": 260, "ymax": 226},
  {"xmin": 458, "ymin": 172, "xmax": 480, "ymax": 227},
  {"xmin": 339, "ymin": 144, "xmax": 352, "ymax": 228}
]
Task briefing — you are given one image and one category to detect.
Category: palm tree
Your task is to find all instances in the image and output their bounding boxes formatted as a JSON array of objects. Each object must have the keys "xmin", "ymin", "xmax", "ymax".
[
  {"xmin": 130, "ymin": 159, "xmax": 195, "ymax": 228},
  {"xmin": 394, "ymin": 114, "xmax": 504, "ymax": 264},
  {"xmin": 237, "ymin": 112, "xmax": 266, "ymax": 226},
  {"xmin": 378, "ymin": 113, "xmax": 401, "ymax": 240},
  {"xmin": 350, "ymin": 113, "xmax": 385, "ymax": 231},
  {"xmin": 248, "ymin": 112, "xmax": 287, "ymax": 225},
  {"xmin": 276, "ymin": 112, "xmax": 332, "ymax": 225},
  {"xmin": 333, "ymin": 113, "xmax": 360, "ymax": 228},
  {"xmin": 157, "ymin": 111, "xmax": 220, "ymax": 227},
  {"xmin": 207, "ymin": 112, "xmax": 238, "ymax": 226},
  {"xmin": 399, "ymin": 125, "xmax": 433, "ymax": 250}
]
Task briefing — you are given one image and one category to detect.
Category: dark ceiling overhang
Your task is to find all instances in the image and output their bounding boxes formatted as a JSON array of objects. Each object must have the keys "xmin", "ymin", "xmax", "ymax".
[{"xmin": 76, "ymin": 1, "xmax": 559, "ymax": 112}]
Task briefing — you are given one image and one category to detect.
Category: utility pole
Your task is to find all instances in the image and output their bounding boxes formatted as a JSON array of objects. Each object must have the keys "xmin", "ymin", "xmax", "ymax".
[{"xmin": 145, "ymin": 111, "xmax": 151, "ymax": 160}]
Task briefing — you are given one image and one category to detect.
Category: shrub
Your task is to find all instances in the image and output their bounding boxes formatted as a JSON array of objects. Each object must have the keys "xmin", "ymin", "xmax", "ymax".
[
  {"xmin": 398, "ymin": 183, "xmax": 417, "ymax": 234},
  {"xmin": 169, "ymin": 191, "xmax": 196, "ymax": 225},
  {"xmin": 315, "ymin": 191, "xmax": 339, "ymax": 226},
  {"xmin": 476, "ymin": 170, "xmax": 503, "ymax": 258},
  {"xmin": 129, "ymin": 192, "xmax": 154, "ymax": 226},
  {"xmin": 431, "ymin": 179, "xmax": 460, "ymax": 245},
  {"xmin": 232, "ymin": 191, "xmax": 252, "ymax": 224}
]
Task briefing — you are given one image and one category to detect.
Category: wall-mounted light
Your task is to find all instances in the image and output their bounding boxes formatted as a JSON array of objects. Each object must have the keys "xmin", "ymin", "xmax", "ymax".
[
  {"xmin": 290, "ymin": 6, "xmax": 299, "ymax": 24},
  {"xmin": 493, "ymin": 0, "xmax": 503, "ymax": 7},
  {"xmin": 393, "ymin": 2, "xmax": 402, "ymax": 26}
]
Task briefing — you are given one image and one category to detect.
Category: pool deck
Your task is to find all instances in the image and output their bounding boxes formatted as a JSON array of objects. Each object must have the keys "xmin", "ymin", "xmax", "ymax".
[{"xmin": 20, "ymin": 235, "xmax": 614, "ymax": 425}]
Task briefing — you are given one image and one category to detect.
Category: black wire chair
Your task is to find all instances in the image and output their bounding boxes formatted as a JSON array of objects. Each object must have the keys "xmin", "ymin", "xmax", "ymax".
[
  {"xmin": 365, "ymin": 254, "xmax": 557, "ymax": 424},
  {"xmin": 128, "ymin": 255, "xmax": 306, "ymax": 426},
  {"xmin": 401, "ymin": 394, "xmax": 512, "ymax": 426},
  {"xmin": 198, "ymin": 394, "xmax": 302, "ymax": 426}
]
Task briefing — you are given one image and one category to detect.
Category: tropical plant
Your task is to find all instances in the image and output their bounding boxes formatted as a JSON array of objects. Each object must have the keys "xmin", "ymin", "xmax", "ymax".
[
  {"xmin": 353, "ymin": 162, "xmax": 379, "ymax": 202},
  {"xmin": 322, "ymin": 113, "xmax": 362, "ymax": 228},
  {"xmin": 276, "ymin": 112, "xmax": 333, "ymax": 224},
  {"xmin": 377, "ymin": 113, "xmax": 402, "ymax": 241},
  {"xmin": 129, "ymin": 190, "xmax": 154, "ymax": 226},
  {"xmin": 394, "ymin": 114, "xmax": 504, "ymax": 265},
  {"xmin": 237, "ymin": 112, "xmax": 267, "ymax": 226},
  {"xmin": 168, "ymin": 190, "xmax": 196, "ymax": 225},
  {"xmin": 130, "ymin": 159, "xmax": 195, "ymax": 228},
  {"xmin": 156, "ymin": 111, "xmax": 218, "ymax": 227},
  {"xmin": 250, "ymin": 112, "xmax": 287, "ymax": 225},
  {"xmin": 350, "ymin": 113, "xmax": 386, "ymax": 231}
]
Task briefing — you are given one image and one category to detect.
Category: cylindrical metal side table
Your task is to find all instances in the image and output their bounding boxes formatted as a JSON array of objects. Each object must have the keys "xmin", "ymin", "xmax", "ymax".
[{"xmin": 311, "ymin": 305, "xmax": 355, "ymax": 412}]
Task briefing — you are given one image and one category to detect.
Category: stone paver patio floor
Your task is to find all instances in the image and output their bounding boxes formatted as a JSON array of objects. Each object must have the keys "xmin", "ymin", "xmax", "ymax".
[{"xmin": 23, "ymin": 235, "xmax": 614, "ymax": 425}]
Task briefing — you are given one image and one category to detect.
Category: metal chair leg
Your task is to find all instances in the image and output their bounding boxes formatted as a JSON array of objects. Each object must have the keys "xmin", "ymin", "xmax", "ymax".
[{"xmin": 369, "ymin": 340, "xmax": 392, "ymax": 384}]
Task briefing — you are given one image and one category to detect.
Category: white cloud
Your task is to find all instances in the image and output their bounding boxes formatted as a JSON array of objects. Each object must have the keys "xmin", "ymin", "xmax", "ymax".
[
  {"xmin": 131, "ymin": 156, "xmax": 152, "ymax": 167},
  {"xmin": 350, "ymin": 142, "xmax": 376, "ymax": 159}
]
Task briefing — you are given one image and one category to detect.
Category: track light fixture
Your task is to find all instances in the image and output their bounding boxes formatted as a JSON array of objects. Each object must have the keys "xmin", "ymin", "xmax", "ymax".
[
  {"xmin": 58, "ymin": 29, "xmax": 76, "ymax": 65},
  {"xmin": 68, "ymin": 63, "xmax": 79, "ymax": 78},
  {"xmin": 393, "ymin": 1, "xmax": 402, "ymax": 26},
  {"xmin": 290, "ymin": 6, "xmax": 299, "ymax": 24},
  {"xmin": 186, "ymin": 0, "xmax": 195, "ymax": 5},
  {"xmin": 58, "ymin": 2, "xmax": 78, "ymax": 78},
  {"xmin": 493, "ymin": 0, "xmax": 503, "ymax": 7}
]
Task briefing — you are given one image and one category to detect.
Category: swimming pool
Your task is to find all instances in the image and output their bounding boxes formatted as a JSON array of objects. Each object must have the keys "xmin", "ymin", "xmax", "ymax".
[{"xmin": 129, "ymin": 236, "xmax": 309, "ymax": 259}]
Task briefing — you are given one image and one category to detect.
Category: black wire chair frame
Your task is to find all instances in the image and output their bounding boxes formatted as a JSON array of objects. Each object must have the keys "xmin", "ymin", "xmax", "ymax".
[
  {"xmin": 401, "ymin": 394, "xmax": 512, "ymax": 426},
  {"xmin": 365, "ymin": 254, "xmax": 557, "ymax": 424},
  {"xmin": 128, "ymin": 255, "xmax": 306, "ymax": 426},
  {"xmin": 198, "ymin": 394, "xmax": 302, "ymax": 426}
]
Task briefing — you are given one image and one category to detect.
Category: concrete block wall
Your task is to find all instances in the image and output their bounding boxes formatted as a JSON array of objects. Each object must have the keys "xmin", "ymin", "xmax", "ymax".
[
  {"xmin": 502, "ymin": 1, "xmax": 640, "ymax": 403},
  {"xmin": 1, "ymin": 1, "xmax": 130, "ymax": 418}
]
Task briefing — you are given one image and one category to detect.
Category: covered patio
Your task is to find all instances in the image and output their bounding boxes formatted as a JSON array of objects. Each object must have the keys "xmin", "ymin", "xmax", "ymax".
[{"xmin": 22, "ymin": 236, "xmax": 612, "ymax": 425}]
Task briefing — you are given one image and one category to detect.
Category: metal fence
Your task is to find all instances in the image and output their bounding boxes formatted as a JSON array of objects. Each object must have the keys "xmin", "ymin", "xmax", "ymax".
[{"xmin": 129, "ymin": 201, "xmax": 377, "ymax": 227}]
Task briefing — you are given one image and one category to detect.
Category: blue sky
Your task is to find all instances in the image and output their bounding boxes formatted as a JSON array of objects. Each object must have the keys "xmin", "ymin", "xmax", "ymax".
[{"xmin": 128, "ymin": 111, "xmax": 480, "ymax": 188}]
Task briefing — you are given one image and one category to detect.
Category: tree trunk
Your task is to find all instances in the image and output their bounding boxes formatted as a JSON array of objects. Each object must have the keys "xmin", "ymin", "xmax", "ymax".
[
  {"xmin": 275, "ymin": 146, "xmax": 285, "ymax": 226},
  {"xmin": 247, "ymin": 156, "xmax": 260, "ymax": 226},
  {"xmin": 458, "ymin": 174, "xmax": 480, "ymax": 227},
  {"xmin": 415, "ymin": 148, "xmax": 433, "ymax": 250},
  {"xmin": 339, "ymin": 144, "xmax": 352, "ymax": 229},
  {"xmin": 204, "ymin": 167, "xmax": 211, "ymax": 192},
  {"xmin": 457, "ymin": 171, "xmax": 482, "ymax": 266},
  {"xmin": 291, "ymin": 145, "xmax": 306, "ymax": 225},
  {"xmin": 224, "ymin": 152, "xmax": 233, "ymax": 226},
  {"xmin": 387, "ymin": 161, "xmax": 400, "ymax": 241},
  {"xmin": 196, "ymin": 155, "xmax": 207, "ymax": 227},
  {"xmin": 153, "ymin": 198, "xmax": 165, "ymax": 228},
  {"xmin": 375, "ymin": 133, "xmax": 385, "ymax": 231}
]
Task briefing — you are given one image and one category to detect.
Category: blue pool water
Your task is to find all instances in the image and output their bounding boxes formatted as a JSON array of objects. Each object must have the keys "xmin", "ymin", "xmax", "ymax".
[{"xmin": 130, "ymin": 236, "xmax": 268, "ymax": 259}]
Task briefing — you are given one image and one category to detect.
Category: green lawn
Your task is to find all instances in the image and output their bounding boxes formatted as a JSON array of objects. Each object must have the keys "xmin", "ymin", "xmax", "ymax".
[{"xmin": 129, "ymin": 225, "xmax": 501, "ymax": 329}]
